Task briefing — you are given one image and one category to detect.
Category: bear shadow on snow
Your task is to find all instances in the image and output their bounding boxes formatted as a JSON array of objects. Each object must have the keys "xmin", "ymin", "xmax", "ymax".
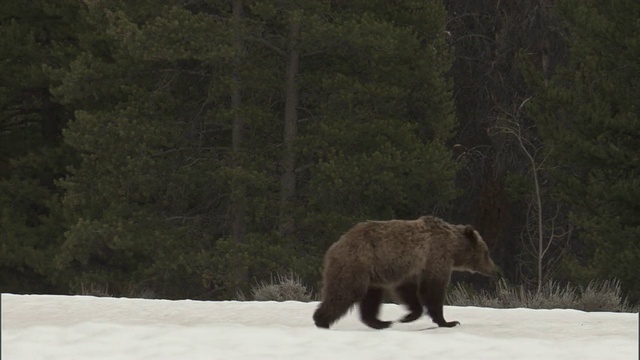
[{"xmin": 313, "ymin": 215, "xmax": 499, "ymax": 330}]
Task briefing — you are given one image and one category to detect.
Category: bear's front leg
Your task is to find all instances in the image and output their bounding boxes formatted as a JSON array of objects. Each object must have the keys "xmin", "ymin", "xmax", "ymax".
[
  {"xmin": 420, "ymin": 277, "xmax": 460, "ymax": 328},
  {"xmin": 394, "ymin": 282, "xmax": 423, "ymax": 323}
]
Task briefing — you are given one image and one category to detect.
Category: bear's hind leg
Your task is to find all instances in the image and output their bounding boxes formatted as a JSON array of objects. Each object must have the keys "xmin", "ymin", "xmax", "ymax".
[
  {"xmin": 312, "ymin": 306, "xmax": 331, "ymax": 329},
  {"xmin": 359, "ymin": 287, "xmax": 392, "ymax": 329},
  {"xmin": 313, "ymin": 293, "xmax": 357, "ymax": 329},
  {"xmin": 395, "ymin": 282, "xmax": 423, "ymax": 323},
  {"xmin": 420, "ymin": 277, "xmax": 460, "ymax": 328},
  {"xmin": 314, "ymin": 273, "xmax": 368, "ymax": 329}
]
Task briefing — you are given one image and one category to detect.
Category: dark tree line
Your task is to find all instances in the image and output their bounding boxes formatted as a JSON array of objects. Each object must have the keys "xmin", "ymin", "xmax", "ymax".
[{"xmin": 1, "ymin": 0, "xmax": 638, "ymax": 302}]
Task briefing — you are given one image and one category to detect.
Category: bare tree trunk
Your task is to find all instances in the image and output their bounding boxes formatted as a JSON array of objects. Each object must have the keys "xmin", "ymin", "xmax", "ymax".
[
  {"xmin": 528, "ymin": 132, "xmax": 544, "ymax": 294},
  {"xmin": 231, "ymin": 0, "xmax": 245, "ymax": 246},
  {"xmin": 279, "ymin": 13, "xmax": 300, "ymax": 238},
  {"xmin": 504, "ymin": 119, "xmax": 544, "ymax": 294},
  {"xmin": 490, "ymin": 98, "xmax": 552, "ymax": 294},
  {"xmin": 230, "ymin": 0, "xmax": 247, "ymax": 289}
]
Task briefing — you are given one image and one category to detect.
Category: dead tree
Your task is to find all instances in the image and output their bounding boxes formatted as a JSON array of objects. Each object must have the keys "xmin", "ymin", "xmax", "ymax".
[{"xmin": 489, "ymin": 98, "xmax": 570, "ymax": 293}]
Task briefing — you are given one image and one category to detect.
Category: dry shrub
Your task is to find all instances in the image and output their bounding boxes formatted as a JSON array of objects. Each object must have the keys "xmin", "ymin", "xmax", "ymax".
[
  {"xmin": 249, "ymin": 272, "xmax": 315, "ymax": 302},
  {"xmin": 577, "ymin": 279, "xmax": 634, "ymax": 312},
  {"xmin": 447, "ymin": 279, "xmax": 637, "ymax": 312},
  {"xmin": 77, "ymin": 282, "xmax": 156, "ymax": 299},
  {"xmin": 78, "ymin": 282, "xmax": 112, "ymax": 297}
]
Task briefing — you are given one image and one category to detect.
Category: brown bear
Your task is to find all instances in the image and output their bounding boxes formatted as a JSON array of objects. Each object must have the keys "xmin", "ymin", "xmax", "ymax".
[{"xmin": 313, "ymin": 215, "xmax": 499, "ymax": 330}]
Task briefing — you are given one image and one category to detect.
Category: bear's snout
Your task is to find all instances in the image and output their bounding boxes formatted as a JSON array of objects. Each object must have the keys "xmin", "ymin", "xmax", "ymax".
[{"xmin": 482, "ymin": 262, "xmax": 500, "ymax": 277}]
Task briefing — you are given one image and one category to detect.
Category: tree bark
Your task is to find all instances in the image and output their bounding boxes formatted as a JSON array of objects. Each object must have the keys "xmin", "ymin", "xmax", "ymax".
[
  {"xmin": 279, "ymin": 13, "xmax": 300, "ymax": 238},
  {"xmin": 230, "ymin": 0, "xmax": 247, "ymax": 290},
  {"xmin": 231, "ymin": 0, "xmax": 246, "ymax": 247}
]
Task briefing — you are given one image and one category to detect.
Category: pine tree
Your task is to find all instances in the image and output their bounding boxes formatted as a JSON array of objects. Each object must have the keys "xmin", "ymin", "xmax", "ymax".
[
  {"xmin": 0, "ymin": 0, "xmax": 84, "ymax": 293},
  {"xmin": 530, "ymin": 0, "xmax": 640, "ymax": 301},
  {"xmin": 298, "ymin": 0, "xmax": 458, "ymax": 252},
  {"xmin": 53, "ymin": 1, "xmax": 244, "ymax": 297},
  {"xmin": 53, "ymin": 0, "xmax": 459, "ymax": 298}
]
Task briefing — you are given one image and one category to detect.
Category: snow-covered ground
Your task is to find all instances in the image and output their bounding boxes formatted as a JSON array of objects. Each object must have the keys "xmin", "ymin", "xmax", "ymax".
[{"xmin": 2, "ymin": 293, "xmax": 638, "ymax": 360}]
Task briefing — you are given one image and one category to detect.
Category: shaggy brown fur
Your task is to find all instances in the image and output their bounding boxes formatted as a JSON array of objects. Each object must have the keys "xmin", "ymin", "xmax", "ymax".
[{"xmin": 313, "ymin": 215, "xmax": 498, "ymax": 330}]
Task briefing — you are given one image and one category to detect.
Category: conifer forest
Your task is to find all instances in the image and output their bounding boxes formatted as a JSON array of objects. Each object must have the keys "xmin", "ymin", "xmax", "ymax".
[{"xmin": 1, "ymin": 0, "xmax": 638, "ymax": 303}]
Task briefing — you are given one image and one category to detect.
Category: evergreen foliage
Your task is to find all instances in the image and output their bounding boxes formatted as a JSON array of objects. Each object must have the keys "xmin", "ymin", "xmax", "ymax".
[
  {"xmin": 528, "ymin": 0, "xmax": 640, "ymax": 302},
  {"xmin": 1, "ymin": 0, "xmax": 637, "ymax": 304},
  {"xmin": 0, "ymin": 0, "xmax": 83, "ymax": 293},
  {"xmin": 44, "ymin": 0, "xmax": 457, "ymax": 298}
]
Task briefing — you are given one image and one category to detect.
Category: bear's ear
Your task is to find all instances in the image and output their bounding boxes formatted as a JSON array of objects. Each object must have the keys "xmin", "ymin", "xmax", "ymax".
[{"xmin": 463, "ymin": 225, "xmax": 477, "ymax": 242}]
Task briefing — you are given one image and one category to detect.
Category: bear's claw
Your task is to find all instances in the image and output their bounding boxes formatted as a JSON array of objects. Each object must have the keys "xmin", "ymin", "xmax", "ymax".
[{"xmin": 438, "ymin": 320, "xmax": 460, "ymax": 327}]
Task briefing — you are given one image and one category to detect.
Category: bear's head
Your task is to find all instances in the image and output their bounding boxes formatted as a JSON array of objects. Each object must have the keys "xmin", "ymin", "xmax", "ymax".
[{"xmin": 453, "ymin": 225, "xmax": 500, "ymax": 277}]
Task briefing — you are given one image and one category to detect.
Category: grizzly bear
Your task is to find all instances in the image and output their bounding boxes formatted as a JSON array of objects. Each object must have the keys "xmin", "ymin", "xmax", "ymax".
[{"xmin": 313, "ymin": 215, "xmax": 498, "ymax": 330}]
